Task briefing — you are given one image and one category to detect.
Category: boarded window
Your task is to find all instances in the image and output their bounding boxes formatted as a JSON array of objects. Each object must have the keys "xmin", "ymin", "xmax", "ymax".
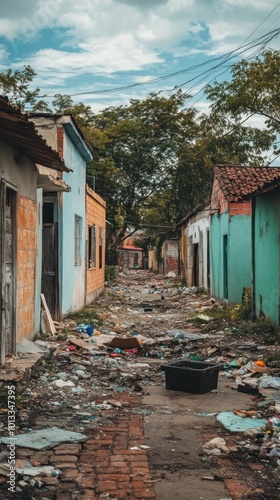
[
  {"xmin": 74, "ymin": 215, "xmax": 82, "ymax": 266},
  {"xmin": 99, "ymin": 227, "xmax": 103, "ymax": 269},
  {"xmin": 88, "ymin": 225, "xmax": 96, "ymax": 268}
]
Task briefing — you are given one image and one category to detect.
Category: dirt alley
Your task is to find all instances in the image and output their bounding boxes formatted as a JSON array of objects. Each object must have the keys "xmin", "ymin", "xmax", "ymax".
[{"xmin": 0, "ymin": 270, "xmax": 280, "ymax": 500}]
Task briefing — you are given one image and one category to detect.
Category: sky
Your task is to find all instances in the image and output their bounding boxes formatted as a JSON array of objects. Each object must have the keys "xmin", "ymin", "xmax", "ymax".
[{"xmin": 0, "ymin": 0, "xmax": 280, "ymax": 121}]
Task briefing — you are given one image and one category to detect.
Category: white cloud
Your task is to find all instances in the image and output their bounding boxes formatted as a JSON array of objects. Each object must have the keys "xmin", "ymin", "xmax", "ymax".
[{"xmin": 1, "ymin": 0, "xmax": 279, "ymax": 112}]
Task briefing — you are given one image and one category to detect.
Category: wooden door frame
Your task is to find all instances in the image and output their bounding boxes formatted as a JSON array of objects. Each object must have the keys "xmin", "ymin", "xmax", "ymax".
[{"xmin": 0, "ymin": 180, "xmax": 17, "ymax": 365}]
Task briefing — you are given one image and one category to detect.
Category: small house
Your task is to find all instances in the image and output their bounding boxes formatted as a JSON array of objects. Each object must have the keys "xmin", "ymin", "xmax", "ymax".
[
  {"xmin": 31, "ymin": 113, "xmax": 94, "ymax": 319},
  {"xmin": 0, "ymin": 98, "xmax": 68, "ymax": 364},
  {"xmin": 177, "ymin": 200, "xmax": 211, "ymax": 290}
]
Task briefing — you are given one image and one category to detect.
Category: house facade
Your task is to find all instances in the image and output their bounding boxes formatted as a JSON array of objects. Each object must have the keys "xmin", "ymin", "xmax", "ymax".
[
  {"xmin": 210, "ymin": 166, "xmax": 252, "ymax": 303},
  {"xmin": 119, "ymin": 245, "xmax": 144, "ymax": 269},
  {"xmin": 31, "ymin": 114, "xmax": 93, "ymax": 320},
  {"xmin": 0, "ymin": 98, "xmax": 67, "ymax": 364},
  {"xmin": 177, "ymin": 201, "xmax": 211, "ymax": 290},
  {"xmin": 247, "ymin": 169, "xmax": 280, "ymax": 324}
]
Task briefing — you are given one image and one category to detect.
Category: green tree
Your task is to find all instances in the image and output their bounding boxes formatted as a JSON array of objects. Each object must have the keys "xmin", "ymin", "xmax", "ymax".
[
  {"xmin": 86, "ymin": 90, "xmax": 199, "ymax": 259},
  {"xmin": 205, "ymin": 50, "xmax": 280, "ymax": 141},
  {"xmin": 0, "ymin": 65, "xmax": 42, "ymax": 110}
]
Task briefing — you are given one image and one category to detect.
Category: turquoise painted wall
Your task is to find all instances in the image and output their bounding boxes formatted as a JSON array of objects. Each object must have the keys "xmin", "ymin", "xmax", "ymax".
[
  {"xmin": 254, "ymin": 189, "xmax": 280, "ymax": 324},
  {"xmin": 211, "ymin": 212, "xmax": 252, "ymax": 303},
  {"xmin": 60, "ymin": 131, "xmax": 86, "ymax": 315},
  {"xmin": 210, "ymin": 212, "xmax": 228, "ymax": 301}
]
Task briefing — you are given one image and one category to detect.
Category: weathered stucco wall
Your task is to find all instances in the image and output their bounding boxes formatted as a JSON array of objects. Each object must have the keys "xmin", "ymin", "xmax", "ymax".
[
  {"xmin": 0, "ymin": 140, "xmax": 37, "ymax": 199},
  {"xmin": 211, "ymin": 211, "xmax": 251, "ymax": 304},
  {"xmin": 253, "ymin": 189, "xmax": 280, "ymax": 324},
  {"xmin": 186, "ymin": 215, "xmax": 210, "ymax": 290},
  {"xmin": 162, "ymin": 240, "xmax": 179, "ymax": 275},
  {"xmin": 60, "ymin": 130, "xmax": 86, "ymax": 315}
]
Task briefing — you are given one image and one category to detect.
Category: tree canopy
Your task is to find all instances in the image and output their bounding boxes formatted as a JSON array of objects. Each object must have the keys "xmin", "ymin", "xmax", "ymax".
[{"xmin": 205, "ymin": 50, "xmax": 280, "ymax": 140}]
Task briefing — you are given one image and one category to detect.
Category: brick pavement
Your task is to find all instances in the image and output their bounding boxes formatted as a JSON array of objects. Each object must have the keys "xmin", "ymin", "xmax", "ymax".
[
  {"xmin": 1, "ymin": 392, "xmax": 156, "ymax": 499},
  {"xmin": 202, "ymin": 432, "xmax": 270, "ymax": 500}
]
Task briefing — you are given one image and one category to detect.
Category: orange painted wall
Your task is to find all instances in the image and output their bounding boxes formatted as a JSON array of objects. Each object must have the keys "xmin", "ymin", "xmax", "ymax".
[
  {"xmin": 86, "ymin": 185, "xmax": 106, "ymax": 303},
  {"xmin": 17, "ymin": 195, "xmax": 37, "ymax": 341}
]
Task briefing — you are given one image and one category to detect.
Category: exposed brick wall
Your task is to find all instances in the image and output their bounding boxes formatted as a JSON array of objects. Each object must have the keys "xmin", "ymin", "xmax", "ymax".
[
  {"xmin": 17, "ymin": 195, "xmax": 36, "ymax": 341},
  {"xmin": 211, "ymin": 178, "xmax": 229, "ymax": 214},
  {"xmin": 57, "ymin": 126, "xmax": 64, "ymax": 159},
  {"xmin": 211, "ymin": 177, "xmax": 252, "ymax": 216},
  {"xmin": 229, "ymin": 201, "xmax": 251, "ymax": 216},
  {"xmin": 86, "ymin": 185, "xmax": 106, "ymax": 303}
]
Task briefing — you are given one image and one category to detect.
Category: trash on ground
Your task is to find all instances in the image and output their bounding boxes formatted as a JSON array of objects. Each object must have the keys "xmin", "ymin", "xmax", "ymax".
[{"xmin": 0, "ymin": 427, "xmax": 87, "ymax": 450}]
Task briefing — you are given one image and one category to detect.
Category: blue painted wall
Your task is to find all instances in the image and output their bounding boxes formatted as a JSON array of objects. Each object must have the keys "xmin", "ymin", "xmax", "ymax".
[
  {"xmin": 60, "ymin": 131, "xmax": 86, "ymax": 315},
  {"xmin": 211, "ymin": 212, "xmax": 252, "ymax": 303},
  {"xmin": 253, "ymin": 189, "xmax": 280, "ymax": 324}
]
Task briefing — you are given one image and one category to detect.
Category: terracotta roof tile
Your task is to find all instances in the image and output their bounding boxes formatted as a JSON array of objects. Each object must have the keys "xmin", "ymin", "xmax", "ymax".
[{"xmin": 214, "ymin": 164, "xmax": 280, "ymax": 201}]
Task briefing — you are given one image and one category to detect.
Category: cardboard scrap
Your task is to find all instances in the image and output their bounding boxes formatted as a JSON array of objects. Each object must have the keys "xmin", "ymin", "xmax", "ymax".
[
  {"xmin": 105, "ymin": 337, "xmax": 142, "ymax": 351},
  {"xmin": 69, "ymin": 338, "xmax": 98, "ymax": 352}
]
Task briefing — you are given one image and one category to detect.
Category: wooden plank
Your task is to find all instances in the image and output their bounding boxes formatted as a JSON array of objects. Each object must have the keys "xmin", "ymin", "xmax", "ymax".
[{"xmin": 40, "ymin": 293, "xmax": 56, "ymax": 335}]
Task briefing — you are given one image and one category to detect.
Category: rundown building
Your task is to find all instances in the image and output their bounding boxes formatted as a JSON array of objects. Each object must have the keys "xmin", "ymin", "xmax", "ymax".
[
  {"xmin": 31, "ymin": 113, "xmax": 93, "ymax": 320},
  {"xmin": 0, "ymin": 98, "xmax": 68, "ymax": 364},
  {"xmin": 177, "ymin": 201, "xmax": 211, "ymax": 290}
]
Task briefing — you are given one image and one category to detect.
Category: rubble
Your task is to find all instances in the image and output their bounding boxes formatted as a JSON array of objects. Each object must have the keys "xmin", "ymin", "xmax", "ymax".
[{"xmin": 1, "ymin": 270, "xmax": 280, "ymax": 498}]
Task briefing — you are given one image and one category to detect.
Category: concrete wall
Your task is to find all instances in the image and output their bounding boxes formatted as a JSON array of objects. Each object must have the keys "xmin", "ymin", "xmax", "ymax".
[
  {"xmin": 211, "ymin": 211, "xmax": 252, "ymax": 303},
  {"xmin": 210, "ymin": 176, "xmax": 252, "ymax": 304},
  {"xmin": 86, "ymin": 185, "xmax": 106, "ymax": 304},
  {"xmin": 148, "ymin": 250, "xmax": 158, "ymax": 272},
  {"xmin": 60, "ymin": 130, "xmax": 86, "ymax": 315},
  {"xmin": 119, "ymin": 250, "xmax": 144, "ymax": 269},
  {"xmin": 184, "ymin": 214, "xmax": 210, "ymax": 289},
  {"xmin": 162, "ymin": 240, "xmax": 179, "ymax": 275},
  {"xmin": 253, "ymin": 189, "xmax": 280, "ymax": 324}
]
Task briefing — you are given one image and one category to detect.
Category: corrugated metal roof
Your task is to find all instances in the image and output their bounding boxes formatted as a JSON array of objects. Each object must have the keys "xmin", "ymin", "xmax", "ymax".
[
  {"xmin": 0, "ymin": 97, "xmax": 69, "ymax": 172},
  {"xmin": 214, "ymin": 164, "xmax": 280, "ymax": 201}
]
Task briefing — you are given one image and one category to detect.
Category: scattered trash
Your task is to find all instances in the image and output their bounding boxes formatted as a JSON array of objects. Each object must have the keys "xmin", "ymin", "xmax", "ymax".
[
  {"xmin": 217, "ymin": 412, "xmax": 267, "ymax": 432},
  {"xmin": 196, "ymin": 314, "xmax": 213, "ymax": 322},
  {"xmin": 203, "ymin": 437, "xmax": 229, "ymax": 455},
  {"xmin": 0, "ymin": 427, "xmax": 87, "ymax": 450},
  {"xmin": 17, "ymin": 339, "xmax": 44, "ymax": 354},
  {"xmin": 76, "ymin": 323, "xmax": 95, "ymax": 335},
  {"xmin": 259, "ymin": 376, "xmax": 280, "ymax": 389},
  {"xmin": 53, "ymin": 379, "xmax": 75, "ymax": 389}
]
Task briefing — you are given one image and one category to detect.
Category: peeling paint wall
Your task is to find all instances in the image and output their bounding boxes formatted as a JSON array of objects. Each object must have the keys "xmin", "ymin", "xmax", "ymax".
[
  {"xmin": 184, "ymin": 214, "xmax": 210, "ymax": 290},
  {"xmin": 253, "ymin": 188, "xmax": 280, "ymax": 324},
  {"xmin": 60, "ymin": 130, "xmax": 86, "ymax": 315},
  {"xmin": 211, "ymin": 211, "xmax": 251, "ymax": 304},
  {"xmin": 162, "ymin": 240, "xmax": 179, "ymax": 275}
]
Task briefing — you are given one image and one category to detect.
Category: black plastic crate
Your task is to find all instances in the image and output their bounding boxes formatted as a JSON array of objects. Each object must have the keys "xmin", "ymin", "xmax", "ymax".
[{"xmin": 161, "ymin": 360, "xmax": 223, "ymax": 394}]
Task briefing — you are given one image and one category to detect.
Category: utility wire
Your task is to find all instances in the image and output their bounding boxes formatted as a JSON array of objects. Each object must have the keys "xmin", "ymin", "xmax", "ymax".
[{"xmin": 38, "ymin": 27, "xmax": 280, "ymax": 99}]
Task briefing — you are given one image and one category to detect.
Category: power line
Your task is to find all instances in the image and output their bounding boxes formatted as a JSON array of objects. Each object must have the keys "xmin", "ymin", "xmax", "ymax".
[{"xmin": 38, "ymin": 27, "xmax": 280, "ymax": 99}]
